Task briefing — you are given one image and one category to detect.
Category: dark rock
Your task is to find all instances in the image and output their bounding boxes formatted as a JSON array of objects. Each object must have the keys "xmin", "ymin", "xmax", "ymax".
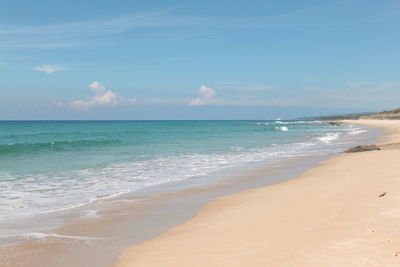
[
  {"xmin": 344, "ymin": 144, "xmax": 381, "ymax": 153},
  {"xmin": 379, "ymin": 192, "xmax": 387, "ymax": 197},
  {"xmin": 328, "ymin": 122, "xmax": 342, "ymax": 126}
]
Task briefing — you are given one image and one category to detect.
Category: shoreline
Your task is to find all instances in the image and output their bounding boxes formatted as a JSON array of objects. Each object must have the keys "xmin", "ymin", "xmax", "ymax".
[
  {"xmin": 115, "ymin": 119, "xmax": 400, "ymax": 266},
  {"xmin": 0, "ymin": 122, "xmax": 378, "ymax": 266}
]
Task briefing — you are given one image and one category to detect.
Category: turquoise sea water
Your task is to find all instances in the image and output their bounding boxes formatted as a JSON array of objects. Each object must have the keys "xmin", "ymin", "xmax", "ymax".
[{"xmin": 0, "ymin": 120, "xmax": 368, "ymax": 238}]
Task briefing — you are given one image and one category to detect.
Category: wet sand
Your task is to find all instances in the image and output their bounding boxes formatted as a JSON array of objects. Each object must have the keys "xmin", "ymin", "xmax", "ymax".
[{"xmin": 116, "ymin": 120, "xmax": 400, "ymax": 267}]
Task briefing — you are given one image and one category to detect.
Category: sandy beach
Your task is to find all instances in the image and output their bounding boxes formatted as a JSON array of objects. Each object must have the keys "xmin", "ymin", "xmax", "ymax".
[{"xmin": 115, "ymin": 120, "xmax": 400, "ymax": 267}]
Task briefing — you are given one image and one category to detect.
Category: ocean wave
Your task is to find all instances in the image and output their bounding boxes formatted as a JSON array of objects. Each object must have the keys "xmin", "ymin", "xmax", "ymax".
[
  {"xmin": 348, "ymin": 129, "xmax": 367, "ymax": 135},
  {"xmin": 0, "ymin": 139, "xmax": 121, "ymax": 156},
  {"xmin": 0, "ymin": 138, "xmax": 345, "ymax": 221},
  {"xmin": 316, "ymin": 132, "xmax": 341, "ymax": 143},
  {"xmin": 256, "ymin": 120, "xmax": 325, "ymax": 126},
  {"xmin": 276, "ymin": 126, "xmax": 289, "ymax": 131},
  {"xmin": 230, "ymin": 146, "xmax": 245, "ymax": 151}
]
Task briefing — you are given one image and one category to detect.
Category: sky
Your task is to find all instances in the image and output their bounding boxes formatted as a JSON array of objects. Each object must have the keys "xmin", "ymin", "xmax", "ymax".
[{"xmin": 1, "ymin": 0, "xmax": 400, "ymax": 120}]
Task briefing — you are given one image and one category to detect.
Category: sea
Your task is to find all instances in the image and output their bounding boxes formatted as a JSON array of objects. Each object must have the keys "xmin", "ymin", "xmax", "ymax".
[{"xmin": 0, "ymin": 120, "xmax": 371, "ymax": 246}]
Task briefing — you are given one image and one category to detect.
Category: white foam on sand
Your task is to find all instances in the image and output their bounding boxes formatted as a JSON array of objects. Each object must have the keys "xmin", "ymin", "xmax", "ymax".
[{"xmin": 24, "ymin": 232, "xmax": 105, "ymax": 241}]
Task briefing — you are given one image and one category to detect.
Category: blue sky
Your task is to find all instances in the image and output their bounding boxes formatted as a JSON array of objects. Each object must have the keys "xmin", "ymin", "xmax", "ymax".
[{"xmin": 1, "ymin": 0, "xmax": 400, "ymax": 119}]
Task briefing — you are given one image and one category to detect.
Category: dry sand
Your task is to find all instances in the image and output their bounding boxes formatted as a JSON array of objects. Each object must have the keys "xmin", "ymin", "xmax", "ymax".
[{"xmin": 115, "ymin": 120, "xmax": 400, "ymax": 267}]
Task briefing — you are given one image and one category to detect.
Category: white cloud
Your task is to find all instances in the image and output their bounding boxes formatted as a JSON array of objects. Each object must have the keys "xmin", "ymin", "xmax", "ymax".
[
  {"xmin": 69, "ymin": 81, "xmax": 136, "ymax": 110},
  {"xmin": 190, "ymin": 98, "xmax": 207, "ymax": 106},
  {"xmin": 190, "ymin": 85, "xmax": 216, "ymax": 106},
  {"xmin": 0, "ymin": 2, "xmax": 394, "ymax": 51},
  {"xmin": 198, "ymin": 85, "xmax": 215, "ymax": 98},
  {"xmin": 89, "ymin": 81, "xmax": 106, "ymax": 94},
  {"xmin": 0, "ymin": 7, "xmax": 317, "ymax": 50},
  {"xmin": 32, "ymin": 65, "xmax": 63, "ymax": 74},
  {"xmin": 188, "ymin": 82, "xmax": 400, "ymax": 109}
]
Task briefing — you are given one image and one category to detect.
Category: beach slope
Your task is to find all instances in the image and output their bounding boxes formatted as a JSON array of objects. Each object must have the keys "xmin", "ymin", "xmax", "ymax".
[{"xmin": 116, "ymin": 120, "xmax": 400, "ymax": 267}]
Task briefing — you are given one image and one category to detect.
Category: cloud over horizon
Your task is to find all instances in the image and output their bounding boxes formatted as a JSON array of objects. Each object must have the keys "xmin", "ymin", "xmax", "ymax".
[
  {"xmin": 190, "ymin": 85, "xmax": 216, "ymax": 106},
  {"xmin": 69, "ymin": 81, "xmax": 136, "ymax": 110}
]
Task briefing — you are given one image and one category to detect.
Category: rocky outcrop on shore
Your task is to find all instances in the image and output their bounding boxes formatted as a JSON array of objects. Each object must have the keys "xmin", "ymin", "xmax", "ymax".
[
  {"xmin": 328, "ymin": 122, "xmax": 342, "ymax": 126},
  {"xmin": 345, "ymin": 144, "xmax": 381, "ymax": 153}
]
